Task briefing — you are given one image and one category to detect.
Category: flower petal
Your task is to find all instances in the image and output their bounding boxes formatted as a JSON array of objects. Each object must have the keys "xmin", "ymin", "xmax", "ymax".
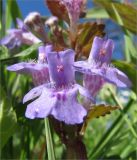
[
  {"xmin": 23, "ymin": 84, "xmax": 45, "ymax": 103},
  {"xmin": 7, "ymin": 62, "xmax": 47, "ymax": 74},
  {"xmin": 25, "ymin": 88, "xmax": 57, "ymax": 119},
  {"xmin": 22, "ymin": 32, "xmax": 41, "ymax": 45},
  {"xmin": 32, "ymin": 67, "xmax": 50, "ymax": 86},
  {"xmin": 0, "ymin": 35, "xmax": 13, "ymax": 45},
  {"xmin": 83, "ymin": 74, "xmax": 105, "ymax": 97},
  {"xmin": 88, "ymin": 36, "xmax": 114, "ymax": 65},
  {"xmin": 38, "ymin": 44, "xmax": 53, "ymax": 63},
  {"xmin": 88, "ymin": 36, "xmax": 103, "ymax": 63},
  {"xmin": 16, "ymin": 18, "xmax": 28, "ymax": 31},
  {"xmin": 51, "ymin": 86, "xmax": 87, "ymax": 124},
  {"xmin": 74, "ymin": 61, "xmax": 91, "ymax": 74},
  {"xmin": 104, "ymin": 68, "xmax": 132, "ymax": 88},
  {"xmin": 74, "ymin": 61, "xmax": 131, "ymax": 88},
  {"xmin": 47, "ymin": 49, "xmax": 75, "ymax": 87},
  {"xmin": 76, "ymin": 84, "xmax": 95, "ymax": 103},
  {"xmin": 16, "ymin": 18, "xmax": 25, "ymax": 29},
  {"xmin": 87, "ymin": 67, "xmax": 132, "ymax": 88},
  {"xmin": 0, "ymin": 33, "xmax": 22, "ymax": 49}
]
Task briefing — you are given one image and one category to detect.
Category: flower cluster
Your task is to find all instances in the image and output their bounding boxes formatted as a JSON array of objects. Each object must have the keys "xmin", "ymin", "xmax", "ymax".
[{"xmin": 4, "ymin": 0, "xmax": 131, "ymax": 125}]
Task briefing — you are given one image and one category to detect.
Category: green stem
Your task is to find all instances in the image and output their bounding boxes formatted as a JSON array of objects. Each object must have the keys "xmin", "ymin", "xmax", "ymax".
[{"xmin": 44, "ymin": 118, "xmax": 56, "ymax": 160}]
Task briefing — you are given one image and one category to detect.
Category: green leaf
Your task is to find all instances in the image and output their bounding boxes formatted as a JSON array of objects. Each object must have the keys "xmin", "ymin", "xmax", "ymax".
[
  {"xmin": 88, "ymin": 98, "xmax": 134, "ymax": 159},
  {"xmin": 14, "ymin": 43, "xmax": 42, "ymax": 57},
  {"xmin": 6, "ymin": 0, "xmax": 22, "ymax": 28},
  {"xmin": 86, "ymin": 7, "xmax": 109, "ymax": 19},
  {"xmin": 94, "ymin": 0, "xmax": 137, "ymax": 34},
  {"xmin": 5, "ymin": 0, "xmax": 12, "ymax": 29},
  {"xmin": 0, "ymin": 43, "xmax": 42, "ymax": 62},
  {"xmin": 0, "ymin": 46, "xmax": 9, "ymax": 60},
  {"xmin": 44, "ymin": 118, "xmax": 56, "ymax": 160},
  {"xmin": 112, "ymin": 60, "xmax": 137, "ymax": 94},
  {"xmin": 0, "ymin": 88, "xmax": 17, "ymax": 149},
  {"xmin": 0, "ymin": 0, "xmax": 5, "ymax": 38},
  {"xmin": 124, "ymin": 30, "xmax": 137, "ymax": 61}
]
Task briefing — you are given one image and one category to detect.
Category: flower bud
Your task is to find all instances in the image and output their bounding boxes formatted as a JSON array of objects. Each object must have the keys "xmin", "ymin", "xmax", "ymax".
[
  {"xmin": 24, "ymin": 12, "xmax": 48, "ymax": 43},
  {"xmin": 45, "ymin": 16, "xmax": 58, "ymax": 28}
]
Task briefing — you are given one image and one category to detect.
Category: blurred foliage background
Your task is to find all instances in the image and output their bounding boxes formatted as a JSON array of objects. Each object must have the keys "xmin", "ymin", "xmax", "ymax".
[{"xmin": 0, "ymin": 0, "xmax": 137, "ymax": 159}]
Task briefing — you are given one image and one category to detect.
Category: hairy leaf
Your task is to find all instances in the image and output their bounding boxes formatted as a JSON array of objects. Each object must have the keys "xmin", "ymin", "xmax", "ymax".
[{"xmin": 80, "ymin": 104, "xmax": 119, "ymax": 135}]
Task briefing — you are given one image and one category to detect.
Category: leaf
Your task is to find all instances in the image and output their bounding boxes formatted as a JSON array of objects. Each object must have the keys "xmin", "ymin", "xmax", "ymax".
[
  {"xmin": 75, "ymin": 22, "xmax": 105, "ymax": 58},
  {"xmin": 112, "ymin": 60, "xmax": 137, "ymax": 94},
  {"xmin": 6, "ymin": 0, "xmax": 22, "ymax": 29},
  {"xmin": 86, "ymin": 7, "xmax": 109, "ymax": 19},
  {"xmin": 0, "ymin": 43, "xmax": 41, "ymax": 62},
  {"xmin": 46, "ymin": 0, "xmax": 69, "ymax": 23},
  {"xmin": 5, "ymin": 0, "xmax": 12, "ymax": 29},
  {"xmin": 0, "ymin": 45, "xmax": 9, "ymax": 60},
  {"xmin": 94, "ymin": 0, "xmax": 137, "ymax": 34},
  {"xmin": 0, "ymin": 0, "xmax": 6, "ymax": 38},
  {"xmin": 80, "ymin": 104, "xmax": 119, "ymax": 135},
  {"xmin": 44, "ymin": 118, "xmax": 56, "ymax": 160},
  {"xmin": 0, "ymin": 88, "xmax": 17, "ymax": 149},
  {"xmin": 9, "ymin": 0, "xmax": 22, "ymax": 26},
  {"xmin": 124, "ymin": 30, "xmax": 137, "ymax": 61},
  {"xmin": 15, "ymin": 43, "xmax": 42, "ymax": 57},
  {"xmin": 88, "ymin": 98, "xmax": 135, "ymax": 159}
]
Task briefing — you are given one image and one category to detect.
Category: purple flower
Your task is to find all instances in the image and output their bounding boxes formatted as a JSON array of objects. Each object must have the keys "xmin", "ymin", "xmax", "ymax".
[
  {"xmin": 16, "ymin": 18, "xmax": 28, "ymax": 31},
  {"xmin": 74, "ymin": 36, "xmax": 132, "ymax": 89},
  {"xmin": 0, "ymin": 29, "xmax": 22, "ymax": 49},
  {"xmin": 83, "ymin": 74, "xmax": 105, "ymax": 98},
  {"xmin": 23, "ymin": 49, "xmax": 94, "ymax": 124},
  {"xmin": 0, "ymin": 18, "xmax": 40, "ymax": 50},
  {"xmin": 7, "ymin": 45, "xmax": 51, "ymax": 86}
]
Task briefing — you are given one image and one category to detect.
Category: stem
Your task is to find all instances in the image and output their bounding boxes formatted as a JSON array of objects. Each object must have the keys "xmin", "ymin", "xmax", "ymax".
[
  {"xmin": 49, "ymin": 117, "xmax": 87, "ymax": 159},
  {"xmin": 66, "ymin": 138, "xmax": 87, "ymax": 160},
  {"xmin": 44, "ymin": 118, "xmax": 56, "ymax": 160}
]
